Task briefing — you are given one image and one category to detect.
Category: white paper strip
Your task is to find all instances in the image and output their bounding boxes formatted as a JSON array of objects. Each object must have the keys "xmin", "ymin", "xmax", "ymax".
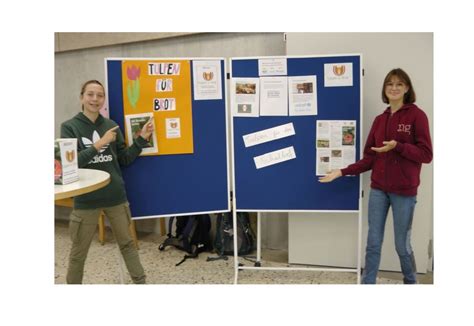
[
  {"xmin": 254, "ymin": 146, "xmax": 296, "ymax": 169},
  {"xmin": 243, "ymin": 123, "xmax": 295, "ymax": 148}
]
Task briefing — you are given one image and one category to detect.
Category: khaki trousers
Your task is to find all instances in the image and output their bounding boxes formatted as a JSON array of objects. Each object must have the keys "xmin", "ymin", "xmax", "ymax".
[{"xmin": 66, "ymin": 202, "xmax": 145, "ymax": 284}]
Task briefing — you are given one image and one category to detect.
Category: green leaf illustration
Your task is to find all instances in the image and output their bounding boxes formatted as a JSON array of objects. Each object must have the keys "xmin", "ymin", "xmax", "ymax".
[
  {"xmin": 134, "ymin": 79, "xmax": 140, "ymax": 100},
  {"xmin": 127, "ymin": 79, "xmax": 140, "ymax": 109},
  {"xmin": 127, "ymin": 81, "xmax": 133, "ymax": 107}
]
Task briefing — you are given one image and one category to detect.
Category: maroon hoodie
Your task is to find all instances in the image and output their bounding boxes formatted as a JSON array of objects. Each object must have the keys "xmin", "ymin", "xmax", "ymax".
[{"xmin": 341, "ymin": 103, "xmax": 432, "ymax": 196}]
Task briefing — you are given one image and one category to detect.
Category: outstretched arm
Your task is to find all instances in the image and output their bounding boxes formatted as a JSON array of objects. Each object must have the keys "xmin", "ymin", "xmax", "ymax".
[
  {"xmin": 117, "ymin": 119, "xmax": 155, "ymax": 166},
  {"xmin": 318, "ymin": 169, "xmax": 342, "ymax": 183},
  {"xmin": 371, "ymin": 140, "xmax": 397, "ymax": 153},
  {"xmin": 93, "ymin": 126, "xmax": 119, "ymax": 151}
]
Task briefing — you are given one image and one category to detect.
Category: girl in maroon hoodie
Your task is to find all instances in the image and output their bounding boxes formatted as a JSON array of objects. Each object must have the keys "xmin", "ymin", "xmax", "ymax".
[{"xmin": 319, "ymin": 68, "xmax": 432, "ymax": 284}]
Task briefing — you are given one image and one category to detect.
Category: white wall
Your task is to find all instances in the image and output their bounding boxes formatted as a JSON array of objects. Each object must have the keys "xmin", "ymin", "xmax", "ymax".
[{"xmin": 287, "ymin": 33, "xmax": 433, "ymax": 273}]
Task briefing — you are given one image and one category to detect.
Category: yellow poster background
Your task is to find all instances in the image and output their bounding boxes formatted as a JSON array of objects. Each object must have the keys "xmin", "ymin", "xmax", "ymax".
[{"xmin": 121, "ymin": 59, "xmax": 194, "ymax": 155}]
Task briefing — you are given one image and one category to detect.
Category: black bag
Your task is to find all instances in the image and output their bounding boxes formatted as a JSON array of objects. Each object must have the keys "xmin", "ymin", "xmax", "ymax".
[
  {"xmin": 158, "ymin": 214, "xmax": 212, "ymax": 266},
  {"xmin": 212, "ymin": 212, "xmax": 255, "ymax": 258}
]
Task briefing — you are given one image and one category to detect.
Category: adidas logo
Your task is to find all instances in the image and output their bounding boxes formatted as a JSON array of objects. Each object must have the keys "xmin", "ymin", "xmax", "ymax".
[
  {"xmin": 82, "ymin": 130, "xmax": 113, "ymax": 164},
  {"xmin": 82, "ymin": 130, "xmax": 109, "ymax": 153},
  {"xmin": 90, "ymin": 154, "xmax": 113, "ymax": 164}
]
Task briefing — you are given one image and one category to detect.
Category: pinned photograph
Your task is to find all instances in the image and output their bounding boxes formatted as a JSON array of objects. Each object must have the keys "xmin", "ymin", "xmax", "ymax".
[
  {"xmin": 236, "ymin": 83, "xmax": 256, "ymax": 94},
  {"xmin": 293, "ymin": 82, "xmax": 313, "ymax": 94},
  {"xmin": 342, "ymin": 126, "xmax": 355, "ymax": 146},
  {"xmin": 238, "ymin": 104, "xmax": 252, "ymax": 114},
  {"xmin": 317, "ymin": 139, "xmax": 330, "ymax": 148},
  {"xmin": 125, "ymin": 113, "xmax": 158, "ymax": 155}
]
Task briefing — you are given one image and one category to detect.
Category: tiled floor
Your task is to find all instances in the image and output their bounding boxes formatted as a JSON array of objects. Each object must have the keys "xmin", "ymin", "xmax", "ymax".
[{"xmin": 54, "ymin": 220, "xmax": 432, "ymax": 285}]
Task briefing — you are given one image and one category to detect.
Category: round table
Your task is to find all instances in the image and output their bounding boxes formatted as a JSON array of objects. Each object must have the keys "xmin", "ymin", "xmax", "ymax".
[{"xmin": 55, "ymin": 168, "xmax": 111, "ymax": 200}]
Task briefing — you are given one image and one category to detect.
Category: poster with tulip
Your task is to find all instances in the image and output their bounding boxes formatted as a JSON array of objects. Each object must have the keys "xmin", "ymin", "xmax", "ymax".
[{"xmin": 121, "ymin": 59, "xmax": 194, "ymax": 155}]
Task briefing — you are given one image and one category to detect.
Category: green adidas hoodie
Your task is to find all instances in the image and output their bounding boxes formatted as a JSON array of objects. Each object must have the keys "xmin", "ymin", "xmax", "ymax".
[{"xmin": 60, "ymin": 112, "xmax": 148, "ymax": 209}]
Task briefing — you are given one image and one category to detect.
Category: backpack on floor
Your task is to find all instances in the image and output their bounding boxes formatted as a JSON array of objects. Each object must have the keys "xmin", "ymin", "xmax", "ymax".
[
  {"xmin": 158, "ymin": 214, "xmax": 212, "ymax": 266},
  {"xmin": 208, "ymin": 212, "xmax": 255, "ymax": 260}
]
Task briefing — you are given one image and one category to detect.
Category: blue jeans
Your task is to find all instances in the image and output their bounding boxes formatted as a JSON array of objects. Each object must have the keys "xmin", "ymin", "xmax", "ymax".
[{"xmin": 362, "ymin": 188, "xmax": 417, "ymax": 284}]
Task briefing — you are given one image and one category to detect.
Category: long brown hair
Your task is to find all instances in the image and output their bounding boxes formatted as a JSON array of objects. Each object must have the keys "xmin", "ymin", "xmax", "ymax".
[{"xmin": 382, "ymin": 68, "xmax": 416, "ymax": 104}]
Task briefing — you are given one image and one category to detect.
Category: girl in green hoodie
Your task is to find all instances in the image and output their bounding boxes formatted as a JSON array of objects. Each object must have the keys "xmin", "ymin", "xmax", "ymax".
[{"xmin": 60, "ymin": 80, "xmax": 154, "ymax": 284}]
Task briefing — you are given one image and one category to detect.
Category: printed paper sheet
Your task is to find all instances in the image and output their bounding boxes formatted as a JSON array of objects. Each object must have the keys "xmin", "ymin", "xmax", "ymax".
[{"xmin": 316, "ymin": 120, "xmax": 356, "ymax": 175}]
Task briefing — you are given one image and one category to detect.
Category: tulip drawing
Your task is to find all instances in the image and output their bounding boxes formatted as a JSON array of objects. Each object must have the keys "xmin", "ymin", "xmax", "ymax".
[{"xmin": 126, "ymin": 65, "xmax": 141, "ymax": 108}]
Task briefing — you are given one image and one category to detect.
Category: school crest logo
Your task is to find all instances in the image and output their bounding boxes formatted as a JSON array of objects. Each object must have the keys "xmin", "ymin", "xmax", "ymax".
[
  {"xmin": 325, "ymin": 62, "xmax": 353, "ymax": 87},
  {"xmin": 203, "ymin": 71, "xmax": 214, "ymax": 81},
  {"xmin": 65, "ymin": 150, "xmax": 75, "ymax": 162},
  {"xmin": 333, "ymin": 65, "xmax": 346, "ymax": 76}
]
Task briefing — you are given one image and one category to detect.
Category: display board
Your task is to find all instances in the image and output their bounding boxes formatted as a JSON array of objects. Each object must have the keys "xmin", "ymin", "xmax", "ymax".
[
  {"xmin": 106, "ymin": 58, "xmax": 229, "ymax": 218},
  {"xmin": 231, "ymin": 55, "xmax": 362, "ymax": 211}
]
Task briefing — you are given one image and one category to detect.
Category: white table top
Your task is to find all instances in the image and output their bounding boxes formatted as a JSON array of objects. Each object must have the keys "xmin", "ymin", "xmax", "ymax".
[{"xmin": 55, "ymin": 168, "xmax": 111, "ymax": 200}]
